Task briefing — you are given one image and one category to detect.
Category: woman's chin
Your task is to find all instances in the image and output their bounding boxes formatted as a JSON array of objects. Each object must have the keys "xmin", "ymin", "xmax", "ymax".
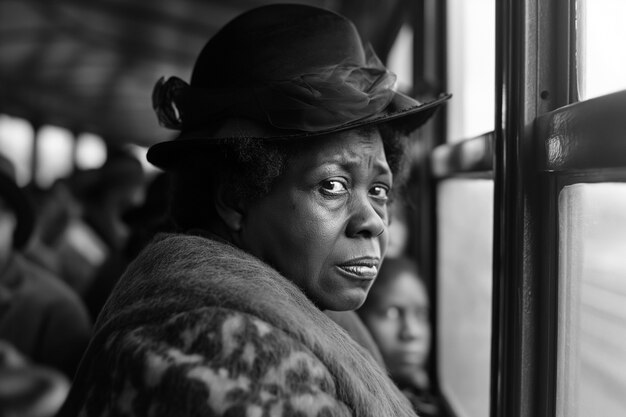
[{"xmin": 317, "ymin": 291, "xmax": 368, "ymax": 312}]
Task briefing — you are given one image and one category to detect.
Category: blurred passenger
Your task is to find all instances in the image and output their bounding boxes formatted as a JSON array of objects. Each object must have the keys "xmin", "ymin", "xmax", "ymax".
[
  {"xmin": 24, "ymin": 169, "xmax": 113, "ymax": 297},
  {"xmin": 78, "ymin": 149, "xmax": 146, "ymax": 256},
  {"xmin": 120, "ymin": 171, "xmax": 174, "ymax": 260},
  {"xmin": 24, "ymin": 179, "xmax": 85, "ymax": 282},
  {"xmin": 84, "ymin": 171, "xmax": 173, "ymax": 319},
  {"xmin": 0, "ymin": 339, "xmax": 70, "ymax": 417},
  {"xmin": 0, "ymin": 153, "xmax": 92, "ymax": 378},
  {"xmin": 358, "ymin": 256, "xmax": 444, "ymax": 417},
  {"xmin": 36, "ymin": 150, "xmax": 146, "ymax": 298}
]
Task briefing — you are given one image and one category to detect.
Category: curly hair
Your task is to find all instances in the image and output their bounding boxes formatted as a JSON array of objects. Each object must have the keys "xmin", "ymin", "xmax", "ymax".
[{"xmin": 169, "ymin": 124, "xmax": 409, "ymax": 232}]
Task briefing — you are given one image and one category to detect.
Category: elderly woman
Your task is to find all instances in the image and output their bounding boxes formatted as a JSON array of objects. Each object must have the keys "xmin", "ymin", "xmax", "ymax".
[{"xmin": 58, "ymin": 4, "xmax": 448, "ymax": 417}]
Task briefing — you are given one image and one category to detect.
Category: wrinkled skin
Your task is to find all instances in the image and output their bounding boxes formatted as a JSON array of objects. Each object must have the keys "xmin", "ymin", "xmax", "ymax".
[{"xmin": 239, "ymin": 128, "xmax": 392, "ymax": 311}]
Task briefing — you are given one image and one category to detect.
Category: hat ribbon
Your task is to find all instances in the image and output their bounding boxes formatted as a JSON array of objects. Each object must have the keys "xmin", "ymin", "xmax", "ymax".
[{"xmin": 152, "ymin": 46, "xmax": 397, "ymax": 132}]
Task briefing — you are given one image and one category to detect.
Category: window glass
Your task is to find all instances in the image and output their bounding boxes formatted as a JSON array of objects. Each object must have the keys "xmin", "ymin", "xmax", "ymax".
[
  {"xmin": 387, "ymin": 24, "xmax": 413, "ymax": 93},
  {"xmin": 76, "ymin": 133, "xmax": 107, "ymax": 170},
  {"xmin": 36, "ymin": 125, "xmax": 74, "ymax": 188},
  {"xmin": 437, "ymin": 179, "xmax": 493, "ymax": 417},
  {"xmin": 0, "ymin": 114, "xmax": 34, "ymax": 185},
  {"xmin": 126, "ymin": 144, "xmax": 160, "ymax": 175},
  {"xmin": 577, "ymin": 0, "xmax": 626, "ymax": 100},
  {"xmin": 557, "ymin": 183, "xmax": 626, "ymax": 417},
  {"xmin": 447, "ymin": 0, "xmax": 495, "ymax": 142}
]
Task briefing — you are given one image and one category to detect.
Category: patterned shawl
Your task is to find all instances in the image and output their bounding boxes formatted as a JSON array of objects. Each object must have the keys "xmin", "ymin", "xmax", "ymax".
[{"xmin": 58, "ymin": 233, "xmax": 416, "ymax": 417}]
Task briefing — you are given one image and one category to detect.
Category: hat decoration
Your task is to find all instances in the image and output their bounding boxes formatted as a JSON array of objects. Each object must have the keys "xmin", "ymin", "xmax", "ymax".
[
  {"xmin": 147, "ymin": 4, "xmax": 450, "ymax": 169},
  {"xmin": 152, "ymin": 44, "xmax": 397, "ymax": 132}
]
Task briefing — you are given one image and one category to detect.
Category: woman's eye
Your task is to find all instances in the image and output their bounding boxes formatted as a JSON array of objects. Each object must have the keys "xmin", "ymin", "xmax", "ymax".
[
  {"xmin": 370, "ymin": 185, "xmax": 389, "ymax": 201},
  {"xmin": 320, "ymin": 179, "xmax": 347, "ymax": 195}
]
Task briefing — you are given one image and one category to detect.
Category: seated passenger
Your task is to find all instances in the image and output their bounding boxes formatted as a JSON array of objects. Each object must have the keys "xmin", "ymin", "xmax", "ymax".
[
  {"xmin": 0, "ymin": 339, "xmax": 70, "ymax": 417},
  {"xmin": 0, "ymin": 152, "xmax": 92, "ymax": 378},
  {"xmin": 358, "ymin": 256, "xmax": 445, "ymax": 417},
  {"xmin": 57, "ymin": 4, "xmax": 448, "ymax": 416},
  {"xmin": 69, "ymin": 150, "xmax": 145, "ymax": 299},
  {"xmin": 84, "ymin": 171, "xmax": 174, "ymax": 319}
]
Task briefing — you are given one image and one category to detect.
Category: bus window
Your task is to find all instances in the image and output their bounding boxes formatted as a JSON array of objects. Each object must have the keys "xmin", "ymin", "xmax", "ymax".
[
  {"xmin": 437, "ymin": 178, "xmax": 493, "ymax": 417},
  {"xmin": 578, "ymin": 0, "xmax": 626, "ymax": 100},
  {"xmin": 557, "ymin": 183, "xmax": 626, "ymax": 417},
  {"xmin": 0, "ymin": 114, "xmax": 34, "ymax": 186},
  {"xmin": 429, "ymin": 1, "xmax": 496, "ymax": 415},
  {"xmin": 76, "ymin": 133, "xmax": 107, "ymax": 170},
  {"xmin": 387, "ymin": 24, "xmax": 414, "ymax": 93},
  {"xmin": 446, "ymin": 0, "xmax": 495, "ymax": 142},
  {"xmin": 35, "ymin": 125, "xmax": 74, "ymax": 188}
]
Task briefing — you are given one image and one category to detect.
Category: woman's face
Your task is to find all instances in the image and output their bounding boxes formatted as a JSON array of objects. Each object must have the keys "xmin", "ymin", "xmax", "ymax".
[
  {"xmin": 359, "ymin": 271, "xmax": 431, "ymax": 386},
  {"xmin": 240, "ymin": 128, "xmax": 391, "ymax": 311}
]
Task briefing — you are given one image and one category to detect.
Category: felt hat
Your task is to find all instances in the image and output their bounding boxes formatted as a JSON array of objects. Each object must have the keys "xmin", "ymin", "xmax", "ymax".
[
  {"xmin": 0, "ymin": 153, "xmax": 34, "ymax": 249},
  {"xmin": 148, "ymin": 3, "xmax": 450, "ymax": 169}
]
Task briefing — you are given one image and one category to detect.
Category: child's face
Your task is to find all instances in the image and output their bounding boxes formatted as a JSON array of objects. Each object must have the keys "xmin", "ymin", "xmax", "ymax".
[{"xmin": 360, "ymin": 270, "xmax": 431, "ymax": 386}]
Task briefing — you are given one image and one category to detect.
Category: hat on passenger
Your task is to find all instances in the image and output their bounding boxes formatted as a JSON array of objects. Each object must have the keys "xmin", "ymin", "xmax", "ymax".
[
  {"xmin": 148, "ymin": 3, "xmax": 450, "ymax": 169},
  {"xmin": 0, "ymin": 153, "xmax": 34, "ymax": 249}
]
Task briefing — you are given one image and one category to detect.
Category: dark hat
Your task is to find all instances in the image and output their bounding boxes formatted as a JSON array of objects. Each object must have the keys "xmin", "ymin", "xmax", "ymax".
[
  {"xmin": 0, "ymin": 153, "xmax": 34, "ymax": 249},
  {"xmin": 148, "ymin": 3, "xmax": 450, "ymax": 169}
]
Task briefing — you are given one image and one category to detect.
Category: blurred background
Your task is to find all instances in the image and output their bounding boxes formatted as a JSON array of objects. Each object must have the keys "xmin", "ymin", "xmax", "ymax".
[{"xmin": 1, "ymin": 1, "xmax": 626, "ymax": 417}]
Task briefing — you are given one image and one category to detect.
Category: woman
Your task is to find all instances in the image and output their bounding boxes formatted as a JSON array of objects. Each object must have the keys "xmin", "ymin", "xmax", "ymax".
[
  {"xmin": 358, "ymin": 257, "xmax": 445, "ymax": 417},
  {"xmin": 58, "ymin": 4, "xmax": 449, "ymax": 417}
]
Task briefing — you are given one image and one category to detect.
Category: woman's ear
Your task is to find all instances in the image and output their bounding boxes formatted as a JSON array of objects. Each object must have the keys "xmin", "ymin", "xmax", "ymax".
[{"xmin": 214, "ymin": 183, "xmax": 244, "ymax": 232}]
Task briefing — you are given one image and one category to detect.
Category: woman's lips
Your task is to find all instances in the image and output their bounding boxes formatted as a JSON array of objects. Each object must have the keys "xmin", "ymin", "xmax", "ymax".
[{"xmin": 336, "ymin": 257, "xmax": 380, "ymax": 279}]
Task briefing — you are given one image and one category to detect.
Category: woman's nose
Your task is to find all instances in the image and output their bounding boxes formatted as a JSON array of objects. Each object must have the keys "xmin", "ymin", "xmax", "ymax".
[{"xmin": 346, "ymin": 192, "xmax": 387, "ymax": 238}]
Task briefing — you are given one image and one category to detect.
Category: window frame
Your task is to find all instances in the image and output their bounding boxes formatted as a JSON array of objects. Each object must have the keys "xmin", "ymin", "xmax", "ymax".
[
  {"xmin": 490, "ymin": 1, "xmax": 580, "ymax": 417},
  {"xmin": 537, "ymin": 91, "xmax": 626, "ymax": 417},
  {"xmin": 405, "ymin": 0, "xmax": 625, "ymax": 415},
  {"xmin": 493, "ymin": 1, "xmax": 626, "ymax": 417},
  {"xmin": 415, "ymin": 0, "xmax": 590, "ymax": 416}
]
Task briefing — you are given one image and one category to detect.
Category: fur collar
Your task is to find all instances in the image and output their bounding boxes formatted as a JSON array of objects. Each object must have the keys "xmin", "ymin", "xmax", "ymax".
[{"xmin": 72, "ymin": 233, "xmax": 416, "ymax": 417}]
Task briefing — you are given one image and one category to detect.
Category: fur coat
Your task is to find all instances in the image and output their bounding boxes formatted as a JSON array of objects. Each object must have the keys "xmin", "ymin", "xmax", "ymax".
[{"xmin": 58, "ymin": 233, "xmax": 417, "ymax": 417}]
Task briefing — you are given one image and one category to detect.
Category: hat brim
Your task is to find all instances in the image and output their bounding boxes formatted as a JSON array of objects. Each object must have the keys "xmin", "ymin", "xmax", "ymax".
[
  {"xmin": 0, "ymin": 175, "xmax": 34, "ymax": 249},
  {"xmin": 147, "ymin": 92, "xmax": 451, "ymax": 170}
]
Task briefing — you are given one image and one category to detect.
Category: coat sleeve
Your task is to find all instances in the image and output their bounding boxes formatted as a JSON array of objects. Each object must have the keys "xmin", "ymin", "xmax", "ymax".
[{"xmin": 77, "ymin": 306, "xmax": 353, "ymax": 417}]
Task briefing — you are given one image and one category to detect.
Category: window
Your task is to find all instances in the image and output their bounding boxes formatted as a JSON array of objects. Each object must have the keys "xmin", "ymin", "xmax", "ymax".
[
  {"xmin": 426, "ymin": 2, "xmax": 497, "ymax": 416},
  {"xmin": 557, "ymin": 183, "xmax": 626, "ymax": 417},
  {"xmin": 446, "ymin": 0, "xmax": 495, "ymax": 142},
  {"xmin": 0, "ymin": 114, "xmax": 34, "ymax": 185},
  {"xmin": 36, "ymin": 125, "xmax": 74, "ymax": 188},
  {"xmin": 428, "ymin": 0, "xmax": 626, "ymax": 416},
  {"xmin": 76, "ymin": 132, "xmax": 107, "ymax": 170},
  {"xmin": 577, "ymin": 0, "xmax": 626, "ymax": 100},
  {"xmin": 387, "ymin": 24, "xmax": 414, "ymax": 93},
  {"xmin": 438, "ymin": 179, "xmax": 493, "ymax": 417}
]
